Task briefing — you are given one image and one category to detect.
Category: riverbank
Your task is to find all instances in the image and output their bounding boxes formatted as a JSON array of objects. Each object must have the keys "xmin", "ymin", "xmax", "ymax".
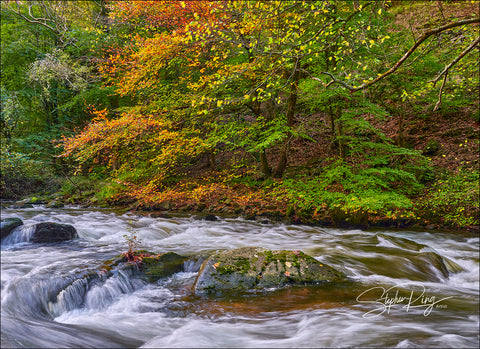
[{"xmin": 5, "ymin": 170, "xmax": 478, "ymax": 234}]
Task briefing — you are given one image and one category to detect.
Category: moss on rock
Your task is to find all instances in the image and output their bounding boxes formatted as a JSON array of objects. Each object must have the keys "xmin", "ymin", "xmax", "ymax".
[
  {"xmin": 194, "ymin": 247, "xmax": 346, "ymax": 295},
  {"xmin": 115, "ymin": 251, "xmax": 188, "ymax": 283}
]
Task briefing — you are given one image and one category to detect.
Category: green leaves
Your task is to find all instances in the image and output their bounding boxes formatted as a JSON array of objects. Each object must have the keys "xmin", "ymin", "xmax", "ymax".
[{"xmin": 415, "ymin": 169, "xmax": 479, "ymax": 227}]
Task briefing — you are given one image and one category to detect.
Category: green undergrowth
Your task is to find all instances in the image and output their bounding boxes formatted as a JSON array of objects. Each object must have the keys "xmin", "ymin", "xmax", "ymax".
[
  {"xmin": 413, "ymin": 168, "xmax": 479, "ymax": 228},
  {"xmin": 270, "ymin": 157, "xmax": 426, "ymax": 226}
]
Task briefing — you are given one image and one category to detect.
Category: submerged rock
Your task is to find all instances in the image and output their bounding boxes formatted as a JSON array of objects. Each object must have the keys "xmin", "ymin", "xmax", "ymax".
[
  {"xmin": 0, "ymin": 218, "xmax": 23, "ymax": 240},
  {"xmin": 412, "ymin": 251, "xmax": 464, "ymax": 280},
  {"xmin": 376, "ymin": 233, "xmax": 464, "ymax": 281},
  {"xmin": 30, "ymin": 222, "xmax": 78, "ymax": 243},
  {"xmin": 194, "ymin": 247, "xmax": 346, "ymax": 295}
]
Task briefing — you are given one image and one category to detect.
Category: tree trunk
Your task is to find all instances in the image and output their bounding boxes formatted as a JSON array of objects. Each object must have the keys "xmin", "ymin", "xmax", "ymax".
[
  {"xmin": 260, "ymin": 149, "xmax": 271, "ymax": 178},
  {"xmin": 329, "ymin": 106, "xmax": 336, "ymax": 143},
  {"xmin": 329, "ymin": 105, "xmax": 345, "ymax": 159},
  {"xmin": 397, "ymin": 111, "xmax": 406, "ymax": 147},
  {"xmin": 335, "ymin": 108, "xmax": 346, "ymax": 160},
  {"xmin": 209, "ymin": 151, "xmax": 216, "ymax": 168},
  {"xmin": 274, "ymin": 69, "xmax": 299, "ymax": 178},
  {"xmin": 274, "ymin": 149, "xmax": 288, "ymax": 178}
]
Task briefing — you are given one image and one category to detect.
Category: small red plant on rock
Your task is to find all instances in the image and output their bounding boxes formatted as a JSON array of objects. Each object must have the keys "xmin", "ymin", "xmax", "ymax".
[{"xmin": 122, "ymin": 231, "xmax": 143, "ymax": 268}]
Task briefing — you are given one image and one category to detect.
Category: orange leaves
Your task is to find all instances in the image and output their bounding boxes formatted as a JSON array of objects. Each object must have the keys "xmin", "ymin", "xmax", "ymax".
[
  {"xmin": 100, "ymin": 2, "xmax": 225, "ymax": 100},
  {"xmin": 60, "ymin": 109, "xmax": 207, "ymax": 190},
  {"xmin": 110, "ymin": 1, "xmax": 219, "ymax": 33},
  {"xmin": 87, "ymin": 105, "xmax": 108, "ymax": 122}
]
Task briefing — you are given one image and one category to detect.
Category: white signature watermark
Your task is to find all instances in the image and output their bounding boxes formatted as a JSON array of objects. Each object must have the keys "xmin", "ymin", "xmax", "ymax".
[{"xmin": 356, "ymin": 283, "xmax": 453, "ymax": 318}]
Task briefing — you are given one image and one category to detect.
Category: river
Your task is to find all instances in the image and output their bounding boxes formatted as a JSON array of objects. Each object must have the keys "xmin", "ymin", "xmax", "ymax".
[{"xmin": 1, "ymin": 205, "xmax": 478, "ymax": 348}]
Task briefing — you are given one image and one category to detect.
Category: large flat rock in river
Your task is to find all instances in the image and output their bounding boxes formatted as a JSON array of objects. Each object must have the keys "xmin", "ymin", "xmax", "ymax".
[{"xmin": 194, "ymin": 247, "xmax": 346, "ymax": 295}]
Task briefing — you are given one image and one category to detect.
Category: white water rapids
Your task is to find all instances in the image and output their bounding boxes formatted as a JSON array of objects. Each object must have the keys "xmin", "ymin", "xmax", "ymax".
[{"xmin": 1, "ymin": 205, "xmax": 478, "ymax": 348}]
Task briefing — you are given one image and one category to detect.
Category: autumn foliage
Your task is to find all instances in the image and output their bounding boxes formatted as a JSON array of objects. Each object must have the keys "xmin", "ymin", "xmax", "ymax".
[
  {"xmin": 57, "ymin": 1, "xmax": 478, "ymax": 226},
  {"xmin": 61, "ymin": 108, "xmax": 206, "ymax": 194}
]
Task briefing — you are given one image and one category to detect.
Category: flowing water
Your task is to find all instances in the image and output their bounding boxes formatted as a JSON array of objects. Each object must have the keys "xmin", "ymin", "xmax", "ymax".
[{"xmin": 1, "ymin": 205, "xmax": 478, "ymax": 348}]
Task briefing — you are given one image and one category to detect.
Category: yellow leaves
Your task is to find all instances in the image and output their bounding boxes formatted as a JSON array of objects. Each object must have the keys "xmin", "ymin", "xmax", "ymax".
[
  {"xmin": 180, "ymin": 1, "xmax": 186, "ymax": 8},
  {"xmin": 378, "ymin": 8, "xmax": 382, "ymax": 15}
]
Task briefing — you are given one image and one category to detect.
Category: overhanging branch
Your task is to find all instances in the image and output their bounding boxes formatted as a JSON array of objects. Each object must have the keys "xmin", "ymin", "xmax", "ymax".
[
  {"xmin": 431, "ymin": 35, "xmax": 480, "ymax": 85},
  {"xmin": 306, "ymin": 17, "xmax": 480, "ymax": 92}
]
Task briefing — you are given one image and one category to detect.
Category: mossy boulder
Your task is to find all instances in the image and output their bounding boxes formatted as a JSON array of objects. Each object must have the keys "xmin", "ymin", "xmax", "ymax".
[
  {"xmin": 0, "ymin": 218, "xmax": 23, "ymax": 240},
  {"xmin": 194, "ymin": 247, "xmax": 346, "ymax": 295},
  {"xmin": 116, "ymin": 251, "xmax": 188, "ymax": 283}
]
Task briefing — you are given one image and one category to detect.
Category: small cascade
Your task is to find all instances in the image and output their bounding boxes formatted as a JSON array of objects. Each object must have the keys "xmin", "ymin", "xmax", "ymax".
[
  {"xmin": 1, "ymin": 224, "xmax": 35, "ymax": 246},
  {"xmin": 83, "ymin": 269, "xmax": 147, "ymax": 311},
  {"xmin": 47, "ymin": 275, "xmax": 98, "ymax": 317},
  {"xmin": 183, "ymin": 257, "xmax": 206, "ymax": 273},
  {"xmin": 1, "ymin": 266, "xmax": 148, "ymax": 320}
]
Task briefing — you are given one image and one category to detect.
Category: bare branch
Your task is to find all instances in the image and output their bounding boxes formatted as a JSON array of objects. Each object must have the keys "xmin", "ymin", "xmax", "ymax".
[
  {"xmin": 433, "ymin": 72, "xmax": 448, "ymax": 112},
  {"xmin": 298, "ymin": 69, "xmax": 347, "ymax": 89},
  {"xmin": 431, "ymin": 35, "xmax": 480, "ymax": 85},
  {"xmin": 6, "ymin": 0, "xmax": 57, "ymax": 32},
  {"xmin": 4, "ymin": 0, "xmax": 79, "ymax": 48}
]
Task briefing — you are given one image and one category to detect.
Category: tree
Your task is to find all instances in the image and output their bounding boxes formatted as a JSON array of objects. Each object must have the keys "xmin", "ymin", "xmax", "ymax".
[
  {"xmin": 60, "ymin": 109, "xmax": 207, "ymax": 199},
  {"xmin": 1, "ymin": 0, "xmax": 116, "ymax": 179},
  {"xmin": 184, "ymin": 1, "xmax": 393, "ymax": 177},
  {"xmin": 1, "ymin": 0, "xmax": 114, "ymax": 137}
]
